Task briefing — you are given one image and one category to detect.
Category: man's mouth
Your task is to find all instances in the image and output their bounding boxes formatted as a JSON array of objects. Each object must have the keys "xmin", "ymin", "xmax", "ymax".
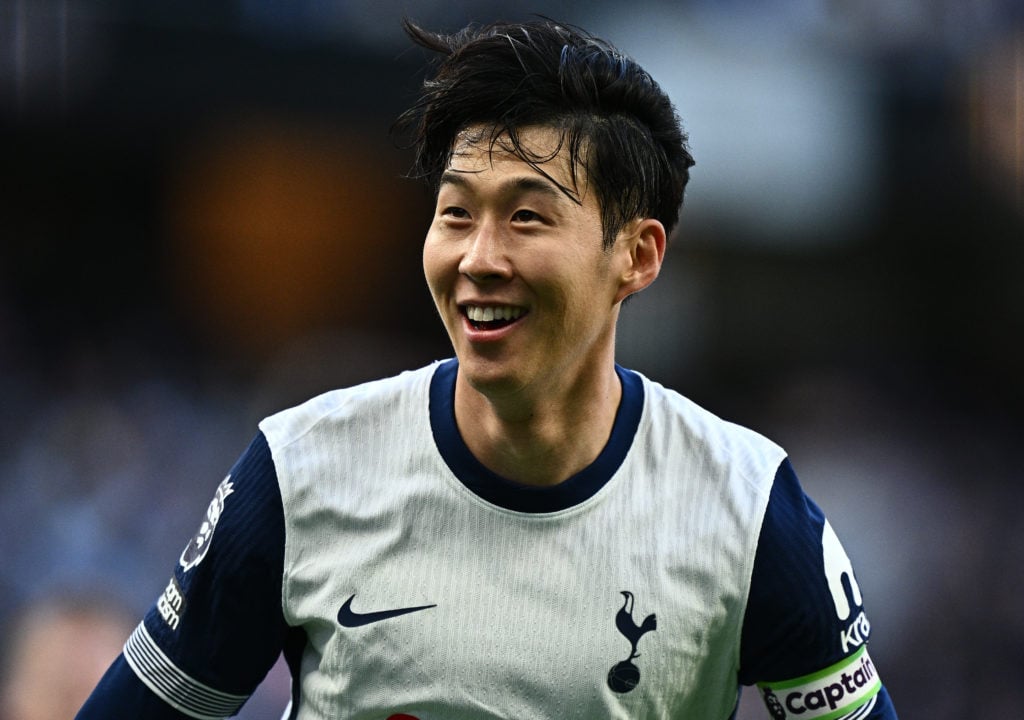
[{"xmin": 462, "ymin": 304, "xmax": 526, "ymax": 331}]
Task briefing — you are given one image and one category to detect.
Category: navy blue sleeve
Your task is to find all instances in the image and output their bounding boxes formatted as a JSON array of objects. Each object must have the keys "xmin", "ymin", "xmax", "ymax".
[
  {"xmin": 77, "ymin": 655, "xmax": 195, "ymax": 719},
  {"xmin": 739, "ymin": 459, "xmax": 898, "ymax": 719},
  {"xmin": 77, "ymin": 431, "xmax": 290, "ymax": 719}
]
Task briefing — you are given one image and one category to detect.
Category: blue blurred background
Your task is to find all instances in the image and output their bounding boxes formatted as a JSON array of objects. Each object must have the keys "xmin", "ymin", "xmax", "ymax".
[{"xmin": 1, "ymin": 0, "xmax": 1021, "ymax": 717}]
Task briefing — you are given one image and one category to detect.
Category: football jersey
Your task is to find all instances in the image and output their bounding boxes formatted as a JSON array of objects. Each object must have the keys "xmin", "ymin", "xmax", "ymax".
[{"xmin": 77, "ymin": 359, "xmax": 896, "ymax": 719}]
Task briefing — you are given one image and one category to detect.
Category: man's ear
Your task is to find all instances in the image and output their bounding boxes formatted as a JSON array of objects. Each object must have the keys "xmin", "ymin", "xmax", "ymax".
[{"xmin": 615, "ymin": 218, "xmax": 666, "ymax": 304}]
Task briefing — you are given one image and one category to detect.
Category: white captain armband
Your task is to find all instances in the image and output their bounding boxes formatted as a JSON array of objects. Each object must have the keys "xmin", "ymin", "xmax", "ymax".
[
  {"xmin": 123, "ymin": 623, "xmax": 249, "ymax": 720},
  {"xmin": 757, "ymin": 645, "xmax": 882, "ymax": 720}
]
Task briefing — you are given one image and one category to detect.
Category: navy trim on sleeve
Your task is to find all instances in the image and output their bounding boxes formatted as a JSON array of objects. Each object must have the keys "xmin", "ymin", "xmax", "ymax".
[
  {"xmin": 739, "ymin": 460, "xmax": 898, "ymax": 717},
  {"xmin": 76, "ymin": 654, "xmax": 195, "ymax": 719},
  {"xmin": 78, "ymin": 432, "xmax": 290, "ymax": 718},
  {"xmin": 870, "ymin": 686, "xmax": 899, "ymax": 718},
  {"xmin": 144, "ymin": 431, "xmax": 288, "ymax": 695},
  {"xmin": 739, "ymin": 459, "xmax": 867, "ymax": 683}
]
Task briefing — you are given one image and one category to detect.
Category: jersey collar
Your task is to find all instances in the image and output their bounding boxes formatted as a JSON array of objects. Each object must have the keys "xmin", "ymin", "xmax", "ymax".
[{"xmin": 429, "ymin": 358, "xmax": 644, "ymax": 513}]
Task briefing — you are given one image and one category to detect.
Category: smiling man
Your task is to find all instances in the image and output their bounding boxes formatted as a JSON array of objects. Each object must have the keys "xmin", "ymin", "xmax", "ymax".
[
  {"xmin": 77, "ymin": 18, "xmax": 898, "ymax": 720},
  {"xmin": 423, "ymin": 125, "xmax": 664, "ymax": 487}
]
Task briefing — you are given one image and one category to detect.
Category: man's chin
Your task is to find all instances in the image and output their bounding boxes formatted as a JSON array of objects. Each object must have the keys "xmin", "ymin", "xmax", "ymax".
[{"xmin": 457, "ymin": 358, "xmax": 526, "ymax": 399}]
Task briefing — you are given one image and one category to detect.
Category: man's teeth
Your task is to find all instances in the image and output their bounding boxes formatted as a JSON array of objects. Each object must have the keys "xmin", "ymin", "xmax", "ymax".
[{"xmin": 466, "ymin": 306, "xmax": 524, "ymax": 323}]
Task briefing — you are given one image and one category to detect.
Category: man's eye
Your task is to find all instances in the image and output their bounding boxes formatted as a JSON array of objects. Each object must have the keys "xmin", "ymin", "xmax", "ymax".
[
  {"xmin": 511, "ymin": 209, "xmax": 540, "ymax": 223},
  {"xmin": 441, "ymin": 206, "xmax": 470, "ymax": 219}
]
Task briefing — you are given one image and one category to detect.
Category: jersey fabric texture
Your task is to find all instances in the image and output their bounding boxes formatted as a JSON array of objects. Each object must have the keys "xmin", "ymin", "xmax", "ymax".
[{"xmin": 76, "ymin": 359, "xmax": 897, "ymax": 719}]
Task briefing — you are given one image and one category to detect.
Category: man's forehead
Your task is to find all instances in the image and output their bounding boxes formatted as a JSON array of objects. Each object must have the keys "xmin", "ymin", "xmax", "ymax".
[
  {"xmin": 447, "ymin": 124, "xmax": 586, "ymax": 198},
  {"xmin": 450, "ymin": 125, "xmax": 561, "ymax": 161}
]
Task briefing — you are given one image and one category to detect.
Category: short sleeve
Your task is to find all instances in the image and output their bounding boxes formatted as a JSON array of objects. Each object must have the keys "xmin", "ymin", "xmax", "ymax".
[
  {"xmin": 123, "ymin": 431, "xmax": 289, "ymax": 717},
  {"xmin": 739, "ymin": 459, "xmax": 898, "ymax": 719}
]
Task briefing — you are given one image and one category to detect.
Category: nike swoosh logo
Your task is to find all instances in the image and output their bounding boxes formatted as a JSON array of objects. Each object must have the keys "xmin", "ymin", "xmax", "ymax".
[{"xmin": 337, "ymin": 593, "xmax": 437, "ymax": 628}]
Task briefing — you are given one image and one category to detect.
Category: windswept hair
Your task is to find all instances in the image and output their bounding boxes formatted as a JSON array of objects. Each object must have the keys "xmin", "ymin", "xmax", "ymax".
[{"xmin": 394, "ymin": 17, "xmax": 696, "ymax": 248}]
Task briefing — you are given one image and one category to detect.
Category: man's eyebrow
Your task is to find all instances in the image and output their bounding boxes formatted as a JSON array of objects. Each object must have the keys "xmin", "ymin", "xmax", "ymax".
[
  {"xmin": 505, "ymin": 175, "xmax": 567, "ymax": 200},
  {"xmin": 438, "ymin": 170, "xmax": 570, "ymax": 202},
  {"xmin": 438, "ymin": 170, "xmax": 471, "ymax": 190}
]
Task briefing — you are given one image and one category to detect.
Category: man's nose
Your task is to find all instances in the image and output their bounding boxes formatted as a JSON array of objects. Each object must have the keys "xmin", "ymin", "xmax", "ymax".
[{"xmin": 459, "ymin": 221, "xmax": 511, "ymax": 282}]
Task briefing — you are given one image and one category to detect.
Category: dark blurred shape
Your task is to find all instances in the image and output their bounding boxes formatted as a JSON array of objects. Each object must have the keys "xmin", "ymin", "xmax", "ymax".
[{"xmin": 966, "ymin": 29, "xmax": 1023, "ymax": 216}]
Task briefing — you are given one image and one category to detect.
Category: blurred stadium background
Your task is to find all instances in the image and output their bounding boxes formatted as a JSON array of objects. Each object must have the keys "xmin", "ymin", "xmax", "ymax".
[{"xmin": 0, "ymin": 0, "xmax": 1021, "ymax": 717}]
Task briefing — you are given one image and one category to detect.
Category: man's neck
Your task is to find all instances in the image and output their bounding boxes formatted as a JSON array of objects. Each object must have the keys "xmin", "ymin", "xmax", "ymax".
[{"xmin": 453, "ymin": 365, "xmax": 623, "ymax": 487}]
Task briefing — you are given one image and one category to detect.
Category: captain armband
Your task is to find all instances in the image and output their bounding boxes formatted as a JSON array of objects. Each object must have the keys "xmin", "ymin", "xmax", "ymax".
[{"xmin": 757, "ymin": 645, "xmax": 882, "ymax": 720}]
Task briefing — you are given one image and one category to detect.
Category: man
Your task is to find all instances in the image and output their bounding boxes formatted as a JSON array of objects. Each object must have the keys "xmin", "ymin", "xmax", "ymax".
[{"xmin": 77, "ymin": 18, "xmax": 898, "ymax": 719}]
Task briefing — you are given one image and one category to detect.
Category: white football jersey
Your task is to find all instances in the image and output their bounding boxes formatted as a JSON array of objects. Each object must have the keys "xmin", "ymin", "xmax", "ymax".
[
  {"xmin": 259, "ymin": 359, "xmax": 784, "ymax": 718},
  {"xmin": 79, "ymin": 359, "xmax": 894, "ymax": 720}
]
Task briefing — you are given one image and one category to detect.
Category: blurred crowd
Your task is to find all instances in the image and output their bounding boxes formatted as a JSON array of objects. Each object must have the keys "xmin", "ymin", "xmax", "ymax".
[{"xmin": 1, "ymin": 1, "xmax": 1022, "ymax": 718}]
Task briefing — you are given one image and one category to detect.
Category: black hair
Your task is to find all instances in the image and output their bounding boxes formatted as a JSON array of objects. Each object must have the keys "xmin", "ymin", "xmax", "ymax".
[{"xmin": 394, "ymin": 17, "xmax": 696, "ymax": 248}]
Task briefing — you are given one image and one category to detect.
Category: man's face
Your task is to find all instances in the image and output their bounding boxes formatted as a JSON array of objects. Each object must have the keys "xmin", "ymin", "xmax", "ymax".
[{"xmin": 423, "ymin": 126, "xmax": 634, "ymax": 403}]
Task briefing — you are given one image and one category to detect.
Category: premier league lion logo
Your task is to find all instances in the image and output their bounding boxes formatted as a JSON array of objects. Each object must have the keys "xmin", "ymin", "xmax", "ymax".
[{"xmin": 179, "ymin": 475, "xmax": 235, "ymax": 571}]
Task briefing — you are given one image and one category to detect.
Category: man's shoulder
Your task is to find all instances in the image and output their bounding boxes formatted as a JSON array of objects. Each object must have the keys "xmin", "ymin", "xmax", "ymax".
[
  {"xmin": 258, "ymin": 361, "xmax": 443, "ymax": 450},
  {"xmin": 631, "ymin": 370, "xmax": 786, "ymax": 487}
]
